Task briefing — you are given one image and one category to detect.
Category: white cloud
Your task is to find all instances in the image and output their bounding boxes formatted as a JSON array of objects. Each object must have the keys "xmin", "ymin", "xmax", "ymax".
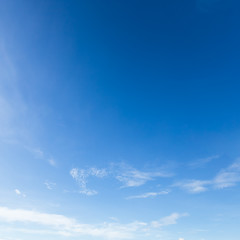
[
  {"xmin": 14, "ymin": 189, "xmax": 26, "ymax": 198},
  {"xmin": 213, "ymin": 160, "xmax": 240, "ymax": 189},
  {"xmin": 79, "ymin": 189, "xmax": 98, "ymax": 196},
  {"xmin": 0, "ymin": 207, "xmax": 74, "ymax": 227},
  {"xmin": 176, "ymin": 159, "xmax": 240, "ymax": 193},
  {"xmin": 24, "ymin": 146, "xmax": 57, "ymax": 167},
  {"xmin": 0, "ymin": 42, "xmax": 22, "ymax": 140},
  {"xmin": 175, "ymin": 180, "xmax": 211, "ymax": 193},
  {"xmin": 179, "ymin": 238, "xmax": 184, "ymax": 240},
  {"xmin": 115, "ymin": 164, "xmax": 171, "ymax": 188},
  {"xmin": 31, "ymin": 148, "xmax": 44, "ymax": 159},
  {"xmin": 189, "ymin": 155, "xmax": 219, "ymax": 168},
  {"xmin": 70, "ymin": 168, "xmax": 79, "ymax": 179},
  {"xmin": 44, "ymin": 181, "xmax": 56, "ymax": 190},
  {"xmin": 90, "ymin": 167, "xmax": 108, "ymax": 178},
  {"xmin": 48, "ymin": 158, "xmax": 56, "ymax": 167},
  {"xmin": 151, "ymin": 213, "xmax": 188, "ymax": 228},
  {"xmin": 0, "ymin": 206, "xmax": 187, "ymax": 239},
  {"xmin": 69, "ymin": 163, "xmax": 172, "ymax": 194},
  {"xmin": 127, "ymin": 190, "xmax": 170, "ymax": 199},
  {"xmin": 15, "ymin": 189, "xmax": 21, "ymax": 195},
  {"xmin": 70, "ymin": 167, "xmax": 107, "ymax": 195}
]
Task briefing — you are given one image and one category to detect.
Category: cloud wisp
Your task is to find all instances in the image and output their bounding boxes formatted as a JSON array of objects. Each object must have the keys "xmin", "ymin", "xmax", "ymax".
[
  {"xmin": 188, "ymin": 155, "xmax": 219, "ymax": 169},
  {"xmin": 0, "ymin": 206, "xmax": 188, "ymax": 239},
  {"xmin": 174, "ymin": 180, "xmax": 211, "ymax": 193},
  {"xmin": 69, "ymin": 163, "xmax": 173, "ymax": 196},
  {"xmin": 44, "ymin": 181, "xmax": 56, "ymax": 190},
  {"xmin": 24, "ymin": 146, "xmax": 57, "ymax": 167},
  {"xmin": 214, "ymin": 160, "xmax": 240, "ymax": 189},
  {"xmin": 48, "ymin": 158, "xmax": 57, "ymax": 167},
  {"xmin": 126, "ymin": 190, "xmax": 170, "ymax": 199},
  {"xmin": 0, "ymin": 42, "xmax": 57, "ymax": 169},
  {"xmin": 175, "ymin": 159, "xmax": 240, "ymax": 193},
  {"xmin": 14, "ymin": 189, "xmax": 26, "ymax": 198},
  {"xmin": 115, "ymin": 164, "xmax": 172, "ymax": 188},
  {"xmin": 151, "ymin": 213, "xmax": 188, "ymax": 228},
  {"xmin": 70, "ymin": 167, "xmax": 107, "ymax": 195}
]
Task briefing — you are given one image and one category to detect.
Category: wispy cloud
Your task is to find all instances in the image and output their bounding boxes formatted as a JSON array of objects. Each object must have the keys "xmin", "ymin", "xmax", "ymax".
[
  {"xmin": 0, "ymin": 206, "xmax": 187, "ymax": 239},
  {"xmin": 0, "ymin": 42, "xmax": 56, "ymax": 169},
  {"xmin": 44, "ymin": 181, "xmax": 56, "ymax": 190},
  {"xmin": 115, "ymin": 164, "xmax": 172, "ymax": 188},
  {"xmin": 213, "ymin": 160, "xmax": 240, "ymax": 189},
  {"xmin": 189, "ymin": 155, "xmax": 219, "ymax": 168},
  {"xmin": 24, "ymin": 146, "xmax": 57, "ymax": 167},
  {"xmin": 0, "ymin": 207, "xmax": 74, "ymax": 227},
  {"xmin": 24, "ymin": 147, "xmax": 44, "ymax": 159},
  {"xmin": 70, "ymin": 167, "xmax": 107, "ymax": 195},
  {"xmin": 69, "ymin": 163, "xmax": 172, "ymax": 195},
  {"xmin": 48, "ymin": 158, "xmax": 56, "ymax": 167},
  {"xmin": 151, "ymin": 213, "xmax": 188, "ymax": 228},
  {"xmin": 174, "ymin": 180, "xmax": 211, "ymax": 193},
  {"xmin": 14, "ymin": 189, "xmax": 26, "ymax": 198},
  {"xmin": 127, "ymin": 190, "xmax": 170, "ymax": 199},
  {"xmin": 175, "ymin": 159, "xmax": 240, "ymax": 193},
  {"xmin": 0, "ymin": 41, "xmax": 31, "ymax": 143}
]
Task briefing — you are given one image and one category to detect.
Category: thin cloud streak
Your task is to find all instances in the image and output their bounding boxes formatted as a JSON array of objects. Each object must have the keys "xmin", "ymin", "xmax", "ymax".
[
  {"xmin": 127, "ymin": 190, "xmax": 170, "ymax": 199},
  {"xmin": 151, "ymin": 213, "xmax": 189, "ymax": 228},
  {"xmin": 24, "ymin": 146, "xmax": 57, "ymax": 167},
  {"xmin": 189, "ymin": 155, "xmax": 219, "ymax": 168},
  {"xmin": 175, "ymin": 159, "xmax": 240, "ymax": 193},
  {"xmin": 115, "ymin": 164, "xmax": 172, "ymax": 188},
  {"xmin": 174, "ymin": 180, "xmax": 211, "ymax": 193}
]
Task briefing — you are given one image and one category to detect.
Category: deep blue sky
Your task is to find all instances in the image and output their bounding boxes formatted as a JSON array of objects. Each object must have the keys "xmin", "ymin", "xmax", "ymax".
[{"xmin": 0, "ymin": 1, "xmax": 240, "ymax": 240}]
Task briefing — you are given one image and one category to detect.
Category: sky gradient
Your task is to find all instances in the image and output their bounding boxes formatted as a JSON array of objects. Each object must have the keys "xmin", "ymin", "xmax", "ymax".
[{"xmin": 0, "ymin": 1, "xmax": 240, "ymax": 240}]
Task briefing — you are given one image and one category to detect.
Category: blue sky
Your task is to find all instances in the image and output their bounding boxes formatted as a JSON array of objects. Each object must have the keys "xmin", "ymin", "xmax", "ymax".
[{"xmin": 0, "ymin": 0, "xmax": 240, "ymax": 240}]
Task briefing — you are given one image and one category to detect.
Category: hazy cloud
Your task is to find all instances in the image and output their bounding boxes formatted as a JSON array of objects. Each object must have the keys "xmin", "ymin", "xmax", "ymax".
[
  {"xmin": 44, "ymin": 181, "xmax": 56, "ymax": 190},
  {"xmin": 189, "ymin": 155, "xmax": 219, "ymax": 168},
  {"xmin": 151, "ymin": 213, "xmax": 188, "ymax": 228},
  {"xmin": 176, "ymin": 159, "xmax": 240, "ymax": 193},
  {"xmin": 24, "ymin": 146, "xmax": 57, "ymax": 167},
  {"xmin": 175, "ymin": 180, "xmax": 211, "ymax": 193},
  {"xmin": 115, "ymin": 164, "xmax": 172, "ymax": 188},
  {"xmin": 48, "ymin": 158, "xmax": 56, "ymax": 167},
  {"xmin": 213, "ymin": 160, "xmax": 240, "ymax": 189},
  {"xmin": 14, "ymin": 189, "xmax": 26, "ymax": 198},
  {"xmin": 127, "ymin": 190, "xmax": 170, "ymax": 199},
  {"xmin": 0, "ymin": 206, "xmax": 187, "ymax": 239}
]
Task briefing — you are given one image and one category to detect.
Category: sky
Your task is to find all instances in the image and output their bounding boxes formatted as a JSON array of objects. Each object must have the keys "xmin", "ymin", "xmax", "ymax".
[{"xmin": 0, "ymin": 0, "xmax": 240, "ymax": 240}]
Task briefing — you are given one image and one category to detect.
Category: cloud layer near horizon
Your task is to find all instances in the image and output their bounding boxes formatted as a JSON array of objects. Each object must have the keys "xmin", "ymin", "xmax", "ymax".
[{"xmin": 0, "ymin": 206, "xmax": 187, "ymax": 239}]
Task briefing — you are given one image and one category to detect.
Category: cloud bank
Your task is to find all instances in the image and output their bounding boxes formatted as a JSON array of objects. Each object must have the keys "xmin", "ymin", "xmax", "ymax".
[{"xmin": 0, "ymin": 206, "xmax": 188, "ymax": 239}]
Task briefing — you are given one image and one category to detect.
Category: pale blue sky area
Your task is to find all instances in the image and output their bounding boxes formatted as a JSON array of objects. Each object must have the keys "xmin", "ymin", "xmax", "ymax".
[{"xmin": 0, "ymin": 1, "xmax": 240, "ymax": 240}]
